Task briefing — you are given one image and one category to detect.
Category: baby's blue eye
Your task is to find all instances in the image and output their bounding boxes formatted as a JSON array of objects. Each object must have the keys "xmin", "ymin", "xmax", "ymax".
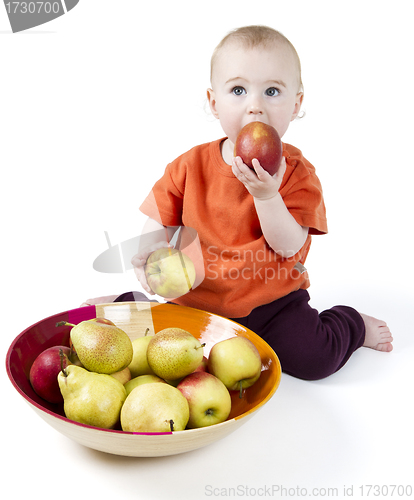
[
  {"xmin": 265, "ymin": 87, "xmax": 279, "ymax": 96},
  {"xmin": 232, "ymin": 86, "xmax": 246, "ymax": 96}
]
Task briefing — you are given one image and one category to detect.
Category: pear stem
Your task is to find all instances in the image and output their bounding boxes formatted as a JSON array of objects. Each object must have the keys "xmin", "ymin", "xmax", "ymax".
[
  {"xmin": 239, "ymin": 380, "xmax": 243, "ymax": 399},
  {"xmin": 196, "ymin": 343, "xmax": 206, "ymax": 349},
  {"xmin": 144, "ymin": 328, "xmax": 150, "ymax": 336},
  {"xmin": 56, "ymin": 321, "xmax": 75, "ymax": 328},
  {"xmin": 169, "ymin": 419, "xmax": 174, "ymax": 432},
  {"xmin": 59, "ymin": 349, "xmax": 68, "ymax": 377}
]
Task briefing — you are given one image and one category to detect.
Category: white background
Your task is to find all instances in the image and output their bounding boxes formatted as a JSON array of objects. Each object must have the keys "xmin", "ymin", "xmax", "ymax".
[{"xmin": 1, "ymin": 1, "xmax": 413, "ymax": 499}]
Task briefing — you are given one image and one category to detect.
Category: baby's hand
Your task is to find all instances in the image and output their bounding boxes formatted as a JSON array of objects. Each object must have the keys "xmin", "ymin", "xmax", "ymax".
[
  {"xmin": 131, "ymin": 240, "xmax": 171, "ymax": 295},
  {"xmin": 232, "ymin": 156, "xmax": 286, "ymax": 200}
]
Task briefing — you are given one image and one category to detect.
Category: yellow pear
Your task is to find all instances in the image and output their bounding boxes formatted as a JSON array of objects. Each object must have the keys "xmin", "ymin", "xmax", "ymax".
[
  {"xmin": 65, "ymin": 319, "xmax": 133, "ymax": 374},
  {"xmin": 121, "ymin": 383, "xmax": 189, "ymax": 432},
  {"xmin": 128, "ymin": 329, "xmax": 156, "ymax": 378},
  {"xmin": 58, "ymin": 365, "xmax": 127, "ymax": 429},
  {"xmin": 124, "ymin": 374, "xmax": 165, "ymax": 396},
  {"xmin": 147, "ymin": 327, "xmax": 205, "ymax": 380}
]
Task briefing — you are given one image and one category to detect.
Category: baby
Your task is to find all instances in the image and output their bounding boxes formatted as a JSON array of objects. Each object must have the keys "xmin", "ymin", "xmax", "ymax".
[{"xmin": 83, "ymin": 26, "xmax": 392, "ymax": 380}]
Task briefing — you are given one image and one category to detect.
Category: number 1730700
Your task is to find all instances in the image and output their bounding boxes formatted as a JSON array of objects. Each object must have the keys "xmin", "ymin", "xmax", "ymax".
[{"xmin": 5, "ymin": 2, "xmax": 62, "ymax": 14}]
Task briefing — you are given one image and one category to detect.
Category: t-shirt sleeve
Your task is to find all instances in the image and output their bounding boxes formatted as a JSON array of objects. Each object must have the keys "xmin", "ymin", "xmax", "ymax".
[
  {"xmin": 281, "ymin": 147, "xmax": 328, "ymax": 235},
  {"xmin": 139, "ymin": 161, "xmax": 186, "ymax": 227}
]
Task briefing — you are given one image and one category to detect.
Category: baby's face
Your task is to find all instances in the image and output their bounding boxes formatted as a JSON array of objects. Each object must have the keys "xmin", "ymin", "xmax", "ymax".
[{"xmin": 208, "ymin": 42, "xmax": 303, "ymax": 153}]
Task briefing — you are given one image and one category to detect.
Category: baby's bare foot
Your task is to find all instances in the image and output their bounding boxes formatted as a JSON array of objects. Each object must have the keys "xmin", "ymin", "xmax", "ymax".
[{"xmin": 360, "ymin": 313, "xmax": 393, "ymax": 352}]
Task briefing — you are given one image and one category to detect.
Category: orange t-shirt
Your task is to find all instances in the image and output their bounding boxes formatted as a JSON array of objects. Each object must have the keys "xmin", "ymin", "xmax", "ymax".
[{"xmin": 139, "ymin": 138, "xmax": 328, "ymax": 318}]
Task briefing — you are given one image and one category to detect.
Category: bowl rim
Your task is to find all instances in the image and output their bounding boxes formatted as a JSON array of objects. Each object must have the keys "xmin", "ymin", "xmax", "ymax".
[{"xmin": 6, "ymin": 302, "xmax": 282, "ymax": 436}]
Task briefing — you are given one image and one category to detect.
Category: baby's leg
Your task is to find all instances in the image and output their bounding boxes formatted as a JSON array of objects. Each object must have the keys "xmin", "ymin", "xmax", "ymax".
[
  {"xmin": 360, "ymin": 313, "xmax": 393, "ymax": 352},
  {"xmin": 234, "ymin": 290, "xmax": 389, "ymax": 380}
]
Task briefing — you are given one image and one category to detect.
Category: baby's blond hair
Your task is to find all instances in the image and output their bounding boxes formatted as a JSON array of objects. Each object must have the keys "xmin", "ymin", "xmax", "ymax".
[{"xmin": 210, "ymin": 25, "xmax": 303, "ymax": 92}]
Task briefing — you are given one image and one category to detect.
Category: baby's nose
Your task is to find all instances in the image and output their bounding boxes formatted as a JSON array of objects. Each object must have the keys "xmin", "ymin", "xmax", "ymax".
[{"xmin": 247, "ymin": 97, "xmax": 263, "ymax": 114}]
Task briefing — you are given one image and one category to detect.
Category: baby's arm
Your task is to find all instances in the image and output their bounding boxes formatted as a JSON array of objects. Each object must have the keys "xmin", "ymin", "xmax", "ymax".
[
  {"xmin": 131, "ymin": 217, "xmax": 179, "ymax": 294},
  {"xmin": 232, "ymin": 156, "xmax": 308, "ymax": 258}
]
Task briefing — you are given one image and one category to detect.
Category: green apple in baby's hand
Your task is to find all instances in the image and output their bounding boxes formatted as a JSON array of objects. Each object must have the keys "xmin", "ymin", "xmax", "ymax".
[
  {"xmin": 177, "ymin": 372, "xmax": 231, "ymax": 428},
  {"xmin": 208, "ymin": 337, "xmax": 262, "ymax": 398},
  {"xmin": 144, "ymin": 247, "xmax": 196, "ymax": 298}
]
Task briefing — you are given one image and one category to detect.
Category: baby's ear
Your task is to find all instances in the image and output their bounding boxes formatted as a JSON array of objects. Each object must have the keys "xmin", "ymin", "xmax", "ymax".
[
  {"xmin": 206, "ymin": 88, "xmax": 219, "ymax": 118},
  {"xmin": 291, "ymin": 92, "xmax": 304, "ymax": 121}
]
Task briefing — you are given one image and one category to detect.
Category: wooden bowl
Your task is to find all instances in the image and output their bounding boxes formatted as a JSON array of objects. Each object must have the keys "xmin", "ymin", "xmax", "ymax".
[{"xmin": 6, "ymin": 302, "xmax": 281, "ymax": 457}]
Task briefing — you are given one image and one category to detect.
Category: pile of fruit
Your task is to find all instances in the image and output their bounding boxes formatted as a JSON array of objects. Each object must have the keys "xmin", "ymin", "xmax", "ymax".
[{"xmin": 29, "ymin": 317, "xmax": 263, "ymax": 432}]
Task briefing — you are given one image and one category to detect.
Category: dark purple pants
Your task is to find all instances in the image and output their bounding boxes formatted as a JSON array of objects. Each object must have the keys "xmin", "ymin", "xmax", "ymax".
[{"xmin": 115, "ymin": 289, "xmax": 365, "ymax": 380}]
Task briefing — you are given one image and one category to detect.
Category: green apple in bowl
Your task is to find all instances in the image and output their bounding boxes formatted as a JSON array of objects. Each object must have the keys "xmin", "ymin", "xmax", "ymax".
[
  {"xmin": 177, "ymin": 372, "xmax": 231, "ymax": 428},
  {"xmin": 144, "ymin": 248, "xmax": 196, "ymax": 299},
  {"xmin": 208, "ymin": 337, "xmax": 262, "ymax": 397}
]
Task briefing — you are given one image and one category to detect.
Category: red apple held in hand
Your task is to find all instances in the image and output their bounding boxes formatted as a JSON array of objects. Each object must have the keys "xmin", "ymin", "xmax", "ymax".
[
  {"xmin": 234, "ymin": 122, "xmax": 283, "ymax": 176},
  {"xmin": 177, "ymin": 372, "xmax": 231, "ymax": 428},
  {"xmin": 29, "ymin": 346, "xmax": 72, "ymax": 404}
]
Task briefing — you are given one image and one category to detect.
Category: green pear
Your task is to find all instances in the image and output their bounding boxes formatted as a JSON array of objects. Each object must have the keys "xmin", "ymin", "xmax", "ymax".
[
  {"xmin": 124, "ymin": 374, "xmax": 165, "ymax": 395},
  {"xmin": 147, "ymin": 327, "xmax": 205, "ymax": 380},
  {"xmin": 128, "ymin": 328, "xmax": 156, "ymax": 378},
  {"xmin": 58, "ymin": 365, "xmax": 127, "ymax": 429},
  {"xmin": 62, "ymin": 319, "xmax": 133, "ymax": 374},
  {"xmin": 121, "ymin": 382, "xmax": 189, "ymax": 432}
]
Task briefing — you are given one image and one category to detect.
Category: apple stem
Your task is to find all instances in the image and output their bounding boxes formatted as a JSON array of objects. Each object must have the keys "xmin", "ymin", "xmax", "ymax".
[
  {"xmin": 56, "ymin": 321, "xmax": 75, "ymax": 328},
  {"xmin": 239, "ymin": 381, "xmax": 243, "ymax": 399},
  {"xmin": 59, "ymin": 349, "xmax": 68, "ymax": 377},
  {"xmin": 169, "ymin": 419, "xmax": 174, "ymax": 432},
  {"xmin": 144, "ymin": 328, "xmax": 150, "ymax": 336}
]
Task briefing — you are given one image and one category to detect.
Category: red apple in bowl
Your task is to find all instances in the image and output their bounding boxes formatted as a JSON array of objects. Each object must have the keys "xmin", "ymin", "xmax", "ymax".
[
  {"xmin": 234, "ymin": 122, "xmax": 283, "ymax": 175},
  {"xmin": 193, "ymin": 356, "xmax": 209, "ymax": 373},
  {"xmin": 177, "ymin": 372, "xmax": 231, "ymax": 428},
  {"xmin": 29, "ymin": 346, "xmax": 72, "ymax": 404}
]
